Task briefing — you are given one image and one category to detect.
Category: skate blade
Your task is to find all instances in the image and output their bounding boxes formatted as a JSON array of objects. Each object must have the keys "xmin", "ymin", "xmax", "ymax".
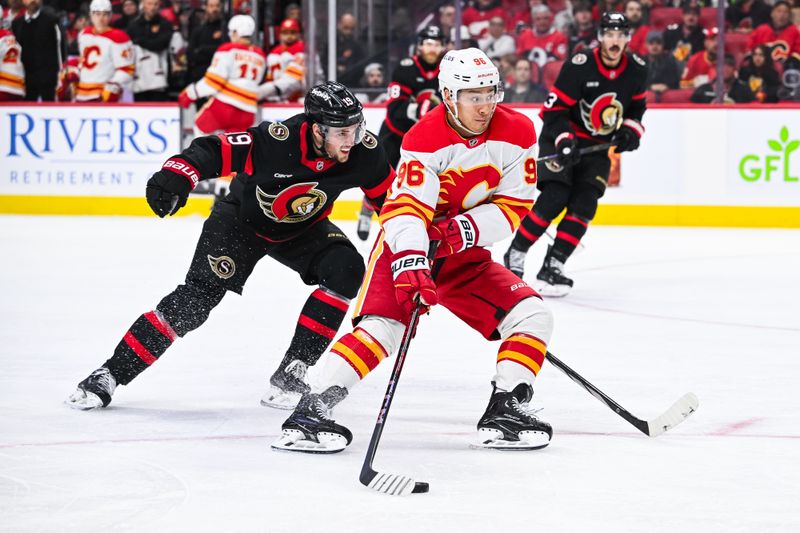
[
  {"xmin": 534, "ymin": 280, "xmax": 572, "ymax": 298},
  {"xmin": 472, "ymin": 428, "xmax": 551, "ymax": 451},
  {"xmin": 64, "ymin": 390, "xmax": 104, "ymax": 411},
  {"xmin": 260, "ymin": 386, "xmax": 301, "ymax": 410},
  {"xmin": 270, "ymin": 429, "xmax": 348, "ymax": 454}
]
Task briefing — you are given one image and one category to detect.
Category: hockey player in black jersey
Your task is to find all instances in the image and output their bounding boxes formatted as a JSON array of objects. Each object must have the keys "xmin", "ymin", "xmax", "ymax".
[
  {"xmin": 66, "ymin": 82, "xmax": 395, "ymax": 411},
  {"xmin": 356, "ymin": 25, "xmax": 446, "ymax": 241},
  {"xmin": 504, "ymin": 12, "xmax": 648, "ymax": 297}
]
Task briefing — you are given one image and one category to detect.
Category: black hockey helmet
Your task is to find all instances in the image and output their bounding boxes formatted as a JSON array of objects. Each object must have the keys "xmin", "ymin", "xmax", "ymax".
[
  {"xmin": 599, "ymin": 12, "xmax": 631, "ymax": 35},
  {"xmin": 304, "ymin": 81, "xmax": 364, "ymax": 128},
  {"xmin": 417, "ymin": 25, "xmax": 447, "ymax": 45}
]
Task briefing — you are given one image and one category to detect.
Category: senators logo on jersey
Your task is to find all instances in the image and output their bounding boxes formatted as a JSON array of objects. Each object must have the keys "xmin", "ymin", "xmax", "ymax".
[
  {"xmin": 256, "ymin": 182, "xmax": 328, "ymax": 223},
  {"xmin": 580, "ymin": 92, "xmax": 624, "ymax": 136}
]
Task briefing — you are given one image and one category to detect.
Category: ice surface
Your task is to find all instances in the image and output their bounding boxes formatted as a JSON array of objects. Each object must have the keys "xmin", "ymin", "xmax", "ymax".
[{"xmin": 1, "ymin": 215, "xmax": 798, "ymax": 532}]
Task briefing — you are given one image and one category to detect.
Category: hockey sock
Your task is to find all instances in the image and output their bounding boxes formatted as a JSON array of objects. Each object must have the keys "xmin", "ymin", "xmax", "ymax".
[
  {"xmin": 493, "ymin": 333, "xmax": 547, "ymax": 392},
  {"xmin": 316, "ymin": 327, "xmax": 388, "ymax": 390},
  {"xmin": 512, "ymin": 210, "xmax": 551, "ymax": 252},
  {"xmin": 552, "ymin": 213, "xmax": 589, "ymax": 262},
  {"xmin": 103, "ymin": 311, "xmax": 178, "ymax": 385},
  {"xmin": 282, "ymin": 288, "xmax": 350, "ymax": 367}
]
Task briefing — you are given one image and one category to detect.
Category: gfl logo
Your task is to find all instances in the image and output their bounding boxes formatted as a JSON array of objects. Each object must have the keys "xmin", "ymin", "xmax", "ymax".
[{"xmin": 739, "ymin": 126, "xmax": 799, "ymax": 183}]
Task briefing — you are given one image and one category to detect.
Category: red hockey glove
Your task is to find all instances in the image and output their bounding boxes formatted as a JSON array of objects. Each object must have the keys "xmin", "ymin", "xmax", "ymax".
[
  {"xmin": 178, "ymin": 87, "xmax": 195, "ymax": 109},
  {"xmin": 428, "ymin": 214, "xmax": 478, "ymax": 258},
  {"xmin": 613, "ymin": 119, "xmax": 643, "ymax": 153},
  {"xmin": 391, "ymin": 250, "xmax": 438, "ymax": 317},
  {"xmin": 101, "ymin": 83, "xmax": 122, "ymax": 103},
  {"xmin": 145, "ymin": 158, "xmax": 200, "ymax": 217}
]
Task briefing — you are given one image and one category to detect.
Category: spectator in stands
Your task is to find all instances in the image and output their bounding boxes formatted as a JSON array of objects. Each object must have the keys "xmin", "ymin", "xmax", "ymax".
[
  {"xmin": 480, "ymin": 15, "xmax": 516, "ymax": 59},
  {"xmin": 516, "ymin": 5, "xmax": 567, "ymax": 68},
  {"xmin": 509, "ymin": 0, "xmax": 572, "ymax": 35},
  {"xmin": 112, "ymin": 0, "xmax": 137, "ymax": 30},
  {"xmin": 261, "ymin": 18, "xmax": 306, "ymax": 102},
  {"xmin": 127, "ymin": 0, "xmax": 172, "ymax": 101},
  {"xmin": 463, "ymin": 0, "xmax": 505, "ymax": 40},
  {"xmin": 593, "ymin": 0, "xmax": 624, "ymax": 22},
  {"xmin": 497, "ymin": 52, "xmax": 518, "ymax": 85},
  {"xmin": 0, "ymin": 25, "xmax": 24, "ymax": 100},
  {"xmin": 505, "ymin": 57, "xmax": 547, "ymax": 102},
  {"xmin": 565, "ymin": 1, "xmax": 598, "ymax": 55},
  {"xmin": 646, "ymin": 30, "xmax": 681, "ymax": 93},
  {"xmin": 12, "ymin": 0, "xmax": 65, "ymax": 101},
  {"xmin": 66, "ymin": 11, "xmax": 88, "ymax": 55},
  {"xmin": 681, "ymin": 26, "xmax": 717, "ymax": 88},
  {"xmin": 2, "ymin": 0, "xmax": 24, "ymax": 30},
  {"xmin": 332, "ymin": 13, "xmax": 366, "ymax": 87},
  {"xmin": 726, "ymin": 0, "xmax": 772, "ymax": 33},
  {"xmin": 663, "ymin": 3, "xmax": 705, "ymax": 64},
  {"xmin": 738, "ymin": 44, "xmax": 781, "ymax": 102},
  {"xmin": 284, "ymin": 3, "xmax": 301, "ymax": 23},
  {"xmin": 748, "ymin": 1, "xmax": 800, "ymax": 65},
  {"xmin": 187, "ymin": 0, "xmax": 226, "ymax": 85},
  {"xmin": 691, "ymin": 53, "xmax": 755, "ymax": 103},
  {"xmin": 438, "ymin": 4, "xmax": 468, "ymax": 44},
  {"xmin": 354, "ymin": 62, "xmax": 388, "ymax": 103},
  {"xmin": 625, "ymin": 0, "xmax": 650, "ymax": 56}
]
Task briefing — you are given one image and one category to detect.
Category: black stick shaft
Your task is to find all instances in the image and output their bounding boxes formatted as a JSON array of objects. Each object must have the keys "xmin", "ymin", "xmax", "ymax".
[{"xmin": 536, "ymin": 142, "xmax": 614, "ymax": 163}]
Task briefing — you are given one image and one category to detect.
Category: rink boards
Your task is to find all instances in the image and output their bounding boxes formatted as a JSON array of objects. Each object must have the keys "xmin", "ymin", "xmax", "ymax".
[{"xmin": 0, "ymin": 102, "xmax": 798, "ymax": 227}]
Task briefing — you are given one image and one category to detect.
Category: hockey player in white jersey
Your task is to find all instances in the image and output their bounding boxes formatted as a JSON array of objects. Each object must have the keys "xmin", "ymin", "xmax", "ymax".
[
  {"xmin": 76, "ymin": 0, "xmax": 134, "ymax": 102},
  {"xmin": 272, "ymin": 48, "xmax": 556, "ymax": 453},
  {"xmin": 0, "ymin": 27, "xmax": 24, "ymax": 100},
  {"xmin": 179, "ymin": 14, "xmax": 266, "ymax": 135}
]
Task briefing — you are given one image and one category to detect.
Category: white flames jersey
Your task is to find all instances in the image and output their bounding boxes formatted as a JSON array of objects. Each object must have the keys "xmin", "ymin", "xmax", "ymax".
[
  {"xmin": 195, "ymin": 42, "xmax": 267, "ymax": 113},
  {"xmin": 265, "ymin": 41, "xmax": 305, "ymax": 101},
  {"xmin": 0, "ymin": 29, "xmax": 24, "ymax": 96},
  {"xmin": 379, "ymin": 104, "xmax": 539, "ymax": 254},
  {"xmin": 77, "ymin": 27, "xmax": 134, "ymax": 101}
]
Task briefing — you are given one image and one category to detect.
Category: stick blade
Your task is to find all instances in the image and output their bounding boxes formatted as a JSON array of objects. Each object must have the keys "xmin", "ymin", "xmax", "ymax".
[
  {"xmin": 365, "ymin": 472, "xmax": 427, "ymax": 496},
  {"xmin": 647, "ymin": 392, "xmax": 699, "ymax": 437}
]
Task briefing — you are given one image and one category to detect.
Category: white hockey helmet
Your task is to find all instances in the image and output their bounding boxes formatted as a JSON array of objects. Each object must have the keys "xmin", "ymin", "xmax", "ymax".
[
  {"xmin": 438, "ymin": 48, "xmax": 501, "ymax": 102},
  {"xmin": 228, "ymin": 15, "xmax": 256, "ymax": 38},
  {"xmin": 89, "ymin": 0, "xmax": 112, "ymax": 13}
]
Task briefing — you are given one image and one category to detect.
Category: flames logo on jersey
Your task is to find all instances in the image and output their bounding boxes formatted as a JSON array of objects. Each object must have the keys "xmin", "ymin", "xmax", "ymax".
[
  {"xmin": 438, "ymin": 165, "xmax": 501, "ymax": 211},
  {"xmin": 767, "ymin": 41, "xmax": 791, "ymax": 62},
  {"xmin": 580, "ymin": 92, "xmax": 624, "ymax": 136},
  {"xmin": 256, "ymin": 182, "xmax": 327, "ymax": 223}
]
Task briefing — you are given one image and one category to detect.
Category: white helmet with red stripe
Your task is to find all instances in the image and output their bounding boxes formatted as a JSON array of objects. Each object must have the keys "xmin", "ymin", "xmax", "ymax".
[{"xmin": 438, "ymin": 48, "xmax": 501, "ymax": 102}]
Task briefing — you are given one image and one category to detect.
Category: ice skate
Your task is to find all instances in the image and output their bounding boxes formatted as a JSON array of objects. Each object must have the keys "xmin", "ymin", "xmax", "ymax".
[
  {"xmin": 534, "ymin": 246, "xmax": 573, "ymax": 297},
  {"xmin": 65, "ymin": 367, "xmax": 117, "ymax": 410},
  {"xmin": 271, "ymin": 387, "xmax": 351, "ymax": 453},
  {"xmin": 475, "ymin": 382, "xmax": 552, "ymax": 450},
  {"xmin": 503, "ymin": 244, "xmax": 528, "ymax": 278},
  {"xmin": 261, "ymin": 359, "xmax": 310, "ymax": 409},
  {"xmin": 356, "ymin": 203, "xmax": 373, "ymax": 241}
]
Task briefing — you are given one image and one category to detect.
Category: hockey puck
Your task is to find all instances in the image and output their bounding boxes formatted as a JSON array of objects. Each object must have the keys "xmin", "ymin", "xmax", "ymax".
[{"xmin": 411, "ymin": 482, "xmax": 429, "ymax": 493}]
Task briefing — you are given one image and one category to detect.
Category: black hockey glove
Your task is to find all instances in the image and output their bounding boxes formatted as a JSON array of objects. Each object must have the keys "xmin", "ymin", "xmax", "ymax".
[
  {"xmin": 613, "ymin": 125, "xmax": 641, "ymax": 153},
  {"xmin": 555, "ymin": 133, "xmax": 580, "ymax": 169},
  {"xmin": 145, "ymin": 159, "xmax": 199, "ymax": 217}
]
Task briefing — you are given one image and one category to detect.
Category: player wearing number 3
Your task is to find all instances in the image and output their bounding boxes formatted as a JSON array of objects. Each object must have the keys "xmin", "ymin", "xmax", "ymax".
[{"xmin": 273, "ymin": 48, "xmax": 556, "ymax": 453}]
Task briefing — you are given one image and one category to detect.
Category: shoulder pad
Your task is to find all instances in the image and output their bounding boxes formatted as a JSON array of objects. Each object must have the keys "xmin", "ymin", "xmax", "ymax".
[
  {"xmin": 571, "ymin": 52, "xmax": 588, "ymax": 65},
  {"xmin": 631, "ymin": 53, "xmax": 647, "ymax": 67},
  {"xmin": 362, "ymin": 130, "xmax": 378, "ymax": 150},
  {"xmin": 400, "ymin": 58, "xmax": 414, "ymax": 67},
  {"xmin": 667, "ymin": 23, "xmax": 679, "ymax": 30},
  {"xmin": 268, "ymin": 121, "xmax": 290, "ymax": 141}
]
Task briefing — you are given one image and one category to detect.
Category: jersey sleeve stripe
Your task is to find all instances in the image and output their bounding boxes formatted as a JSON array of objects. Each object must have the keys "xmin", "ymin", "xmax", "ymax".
[
  {"xmin": 551, "ymin": 86, "xmax": 577, "ymax": 106},
  {"xmin": 217, "ymin": 134, "xmax": 232, "ymax": 176},
  {"xmin": 632, "ymin": 91, "xmax": 647, "ymax": 100},
  {"xmin": 495, "ymin": 203, "xmax": 525, "ymax": 231},
  {"xmin": 388, "ymin": 82, "xmax": 413, "ymax": 95},
  {"xmin": 362, "ymin": 167, "xmax": 396, "ymax": 198},
  {"xmin": 379, "ymin": 205, "xmax": 432, "ymax": 226}
]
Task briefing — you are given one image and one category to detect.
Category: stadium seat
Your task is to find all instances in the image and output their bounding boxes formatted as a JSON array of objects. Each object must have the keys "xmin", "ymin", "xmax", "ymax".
[
  {"xmin": 724, "ymin": 32, "xmax": 750, "ymax": 56},
  {"xmin": 542, "ymin": 60, "xmax": 564, "ymax": 89},
  {"xmin": 699, "ymin": 7, "xmax": 719, "ymax": 31},
  {"xmin": 645, "ymin": 90, "xmax": 659, "ymax": 104},
  {"xmin": 649, "ymin": 7, "xmax": 682, "ymax": 31},
  {"xmin": 659, "ymin": 88, "xmax": 694, "ymax": 102}
]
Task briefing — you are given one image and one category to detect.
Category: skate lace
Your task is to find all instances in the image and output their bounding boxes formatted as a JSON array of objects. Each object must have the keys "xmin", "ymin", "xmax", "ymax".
[
  {"xmin": 511, "ymin": 397, "xmax": 542, "ymax": 418},
  {"xmin": 90, "ymin": 368, "xmax": 115, "ymax": 394},
  {"xmin": 311, "ymin": 398, "xmax": 334, "ymax": 421},
  {"xmin": 506, "ymin": 247, "xmax": 527, "ymax": 270},
  {"xmin": 284, "ymin": 360, "xmax": 308, "ymax": 380}
]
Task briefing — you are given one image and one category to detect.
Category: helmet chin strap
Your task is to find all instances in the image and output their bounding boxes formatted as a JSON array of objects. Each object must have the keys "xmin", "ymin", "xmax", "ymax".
[
  {"xmin": 444, "ymin": 92, "xmax": 491, "ymax": 137},
  {"xmin": 312, "ymin": 125, "xmax": 338, "ymax": 160}
]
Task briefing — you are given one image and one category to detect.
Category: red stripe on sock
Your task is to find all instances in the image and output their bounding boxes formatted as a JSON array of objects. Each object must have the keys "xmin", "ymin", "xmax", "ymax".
[
  {"xmin": 518, "ymin": 224, "xmax": 540, "ymax": 243},
  {"xmin": 312, "ymin": 289, "xmax": 350, "ymax": 312},
  {"xmin": 144, "ymin": 311, "xmax": 177, "ymax": 342},
  {"xmin": 564, "ymin": 214, "xmax": 588, "ymax": 228},
  {"xmin": 338, "ymin": 332, "xmax": 382, "ymax": 370},
  {"xmin": 298, "ymin": 315, "xmax": 337, "ymax": 339},
  {"xmin": 123, "ymin": 332, "xmax": 157, "ymax": 365},
  {"xmin": 556, "ymin": 231, "xmax": 580, "ymax": 246},
  {"xmin": 529, "ymin": 211, "xmax": 550, "ymax": 228}
]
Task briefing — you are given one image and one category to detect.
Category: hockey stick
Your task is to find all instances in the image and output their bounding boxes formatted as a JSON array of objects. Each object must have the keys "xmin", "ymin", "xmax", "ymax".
[
  {"xmin": 359, "ymin": 242, "xmax": 440, "ymax": 496},
  {"xmin": 546, "ymin": 352, "xmax": 699, "ymax": 437},
  {"xmin": 536, "ymin": 142, "xmax": 614, "ymax": 163}
]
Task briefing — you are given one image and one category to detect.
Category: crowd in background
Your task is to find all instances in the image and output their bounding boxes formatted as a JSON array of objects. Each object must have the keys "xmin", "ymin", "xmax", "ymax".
[{"xmin": 1, "ymin": 0, "xmax": 800, "ymax": 105}]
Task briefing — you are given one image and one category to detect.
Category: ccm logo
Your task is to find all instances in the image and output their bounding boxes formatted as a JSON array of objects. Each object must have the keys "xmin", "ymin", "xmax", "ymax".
[
  {"xmin": 391, "ymin": 256, "xmax": 427, "ymax": 275},
  {"xmin": 163, "ymin": 159, "xmax": 199, "ymax": 187}
]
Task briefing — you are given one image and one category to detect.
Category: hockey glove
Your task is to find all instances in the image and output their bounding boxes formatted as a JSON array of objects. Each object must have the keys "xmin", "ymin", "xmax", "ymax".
[
  {"xmin": 391, "ymin": 250, "xmax": 438, "ymax": 317},
  {"xmin": 428, "ymin": 214, "xmax": 478, "ymax": 258},
  {"xmin": 101, "ymin": 83, "xmax": 122, "ymax": 103},
  {"xmin": 145, "ymin": 158, "xmax": 200, "ymax": 217},
  {"xmin": 613, "ymin": 120, "xmax": 643, "ymax": 153},
  {"xmin": 178, "ymin": 85, "xmax": 196, "ymax": 109},
  {"xmin": 555, "ymin": 132, "xmax": 580, "ymax": 168},
  {"xmin": 415, "ymin": 89, "xmax": 441, "ymax": 118}
]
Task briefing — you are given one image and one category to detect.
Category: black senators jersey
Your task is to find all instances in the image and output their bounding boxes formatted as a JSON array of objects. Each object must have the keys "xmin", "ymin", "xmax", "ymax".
[
  {"xmin": 378, "ymin": 55, "xmax": 440, "ymax": 139},
  {"xmin": 540, "ymin": 48, "xmax": 648, "ymax": 148},
  {"xmin": 175, "ymin": 113, "xmax": 394, "ymax": 242}
]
